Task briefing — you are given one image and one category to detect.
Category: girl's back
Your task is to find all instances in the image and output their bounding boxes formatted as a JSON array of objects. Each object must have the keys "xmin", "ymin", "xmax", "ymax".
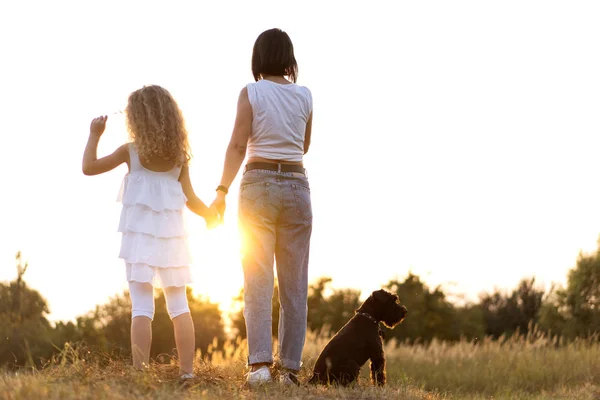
[{"xmin": 118, "ymin": 143, "xmax": 191, "ymax": 288}]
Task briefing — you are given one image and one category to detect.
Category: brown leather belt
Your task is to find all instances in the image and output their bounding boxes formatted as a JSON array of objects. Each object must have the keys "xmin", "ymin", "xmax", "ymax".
[{"xmin": 244, "ymin": 162, "xmax": 305, "ymax": 174}]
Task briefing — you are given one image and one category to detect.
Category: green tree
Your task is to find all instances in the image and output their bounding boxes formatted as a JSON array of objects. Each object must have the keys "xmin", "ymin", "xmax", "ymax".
[
  {"xmin": 0, "ymin": 252, "xmax": 53, "ymax": 367},
  {"xmin": 384, "ymin": 273, "xmax": 460, "ymax": 343},
  {"xmin": 479, "ymin": 278, "xmax": 544, "ymax": 339},
  {"xmin": 453, "ymin": 304, "xmax": 485, "ymax": 342},
  {"xmin": 318, "ymin": 288, "xmax": 361, "ymax": 336},
  {"xmin": 537, "ymin": 284, "xmax": 569, "ymax": 339},
  {"xmin": 564, "ymin": 249, "xmax": 600, "ymax": 336},
  {"xmin": 306, "ymin": 278, "xmax": 361, "ymax": 337},
  {"xmin": 306, "ymin": 277, "xmax": 331, "ymax": 335},
  {"xmin": 543, "ymin": 248, "xmax": 600, "ymax": 339}
]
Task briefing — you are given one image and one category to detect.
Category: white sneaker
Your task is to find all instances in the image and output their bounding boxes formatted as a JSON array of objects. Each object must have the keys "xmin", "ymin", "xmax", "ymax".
[
  {"xmin": 279, "ymin": 371, "xmax": 300, "ymax": 386},
  {"xmin": 178, "ymin": 373, "xmax": 195, "ymax": 387},
  {"xmin": 246, "ymin": 366, "xmax": 272, "ymax": 386}
]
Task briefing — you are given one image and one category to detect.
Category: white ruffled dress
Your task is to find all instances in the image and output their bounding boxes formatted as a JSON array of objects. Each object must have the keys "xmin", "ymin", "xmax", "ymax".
[{"xmin": 117, "ymin": 144, "xmax": 192, "ymax": 288}]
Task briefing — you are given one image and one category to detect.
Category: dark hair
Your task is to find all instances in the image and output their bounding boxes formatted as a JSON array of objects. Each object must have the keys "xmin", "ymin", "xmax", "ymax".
[{"xmin": 252, "ymin": 28, "xmax": 298, "ymax": 83}]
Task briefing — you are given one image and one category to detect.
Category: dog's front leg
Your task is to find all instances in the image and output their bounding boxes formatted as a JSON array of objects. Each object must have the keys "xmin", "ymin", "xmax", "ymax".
[{"xmin": 370, "ymin": 355, "xmax": 386, "ymax": 386}]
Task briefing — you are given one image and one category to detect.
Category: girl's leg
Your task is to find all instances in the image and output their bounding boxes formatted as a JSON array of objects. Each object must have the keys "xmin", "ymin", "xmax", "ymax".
[
  {"xmin": 128, "ymin": 281, "xmax": 155, "ymax": 370},
  {"xmin": 164, "ymin": 285, "xmax": 194, "ymax": 375}
]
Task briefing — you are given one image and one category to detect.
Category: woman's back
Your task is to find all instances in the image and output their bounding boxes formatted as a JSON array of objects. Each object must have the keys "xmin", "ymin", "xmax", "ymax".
[{"xmin": 246, "ymin": 79, "xmax": 312, "ymax": 163}]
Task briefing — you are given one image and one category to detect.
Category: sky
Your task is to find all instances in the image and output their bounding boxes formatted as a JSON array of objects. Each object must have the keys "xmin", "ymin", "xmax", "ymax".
[{"xmin": 1, "ymin": 1, "xmax": 600, "ymax": 322}]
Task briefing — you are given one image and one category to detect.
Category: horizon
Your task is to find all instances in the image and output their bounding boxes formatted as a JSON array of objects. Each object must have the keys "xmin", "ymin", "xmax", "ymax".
[
  {"xmin": 1, "ymin": 0, "xmax": 600, "ymax": 323},
  {"xmin": 1, "ymin": 246, "xmax": 591, "ymax": 324}
]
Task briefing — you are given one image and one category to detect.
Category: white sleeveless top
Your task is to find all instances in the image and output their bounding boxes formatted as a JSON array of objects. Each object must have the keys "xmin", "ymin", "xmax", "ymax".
[
  {"xmin": 246, "ymin": 79, "xmax": 313, "ymax": 162},
  {"xmin": 116, "ymin": 144, "xmax": 192, "ymax": 288}
]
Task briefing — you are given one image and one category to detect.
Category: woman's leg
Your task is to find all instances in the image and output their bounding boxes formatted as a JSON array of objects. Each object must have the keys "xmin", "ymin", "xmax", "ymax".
[
  {"xmin": 128, "ymin": 281, "xmax": 155, "ymax": 370},
  {"xmin": 164, "ymin": 285, "xmax": 194, "ymax": 375},
  {"xmin": 275, "ymin": 177, "xmax": 312, "ymax": 372},
  {"xmin": 238, "ymin": 174, "xmax": 278, "ymax": 369}
]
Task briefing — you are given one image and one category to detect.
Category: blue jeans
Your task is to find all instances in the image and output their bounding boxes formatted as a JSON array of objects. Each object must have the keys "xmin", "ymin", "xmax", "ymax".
[{"xmin": 238, "ymin": 169, "xmax": 312, "ymax": 371}]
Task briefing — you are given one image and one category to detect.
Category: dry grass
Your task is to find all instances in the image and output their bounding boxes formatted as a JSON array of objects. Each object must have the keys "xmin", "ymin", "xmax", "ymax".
[
  {"xmin": 1, "ymin": 332, "xmax": 600, "ymax": 400},
  {"xmin": 383, "ymin": 335, "xmax": 600, "ymax": 397}
]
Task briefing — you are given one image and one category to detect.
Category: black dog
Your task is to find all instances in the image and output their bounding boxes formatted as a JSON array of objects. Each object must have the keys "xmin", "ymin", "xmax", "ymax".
[{"xmin": 309, "ymin": 289, "xmax": 407, "ymax": 386}]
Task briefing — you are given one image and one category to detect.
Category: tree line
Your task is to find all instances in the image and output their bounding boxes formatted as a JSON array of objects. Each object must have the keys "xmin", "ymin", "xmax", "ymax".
[{"xmin": 1, "ymin": 243, "xmax": 599, "ymax": 368}]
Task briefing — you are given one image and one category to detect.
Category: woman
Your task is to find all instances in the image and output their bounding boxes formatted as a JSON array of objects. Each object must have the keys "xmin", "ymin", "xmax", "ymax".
[{"xmin": 210, "ymin": 28, "xmax": 313, "ymax": 386}]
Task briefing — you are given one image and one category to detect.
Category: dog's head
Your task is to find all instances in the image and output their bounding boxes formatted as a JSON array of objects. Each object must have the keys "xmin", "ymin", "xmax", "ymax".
[{"xmin": 360, "ymin": 289, "xmax": 407, "ymax": 328}]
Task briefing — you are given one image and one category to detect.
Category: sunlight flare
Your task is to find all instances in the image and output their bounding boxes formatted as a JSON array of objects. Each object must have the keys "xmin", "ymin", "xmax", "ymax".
[{"xmin": 187, "ymin": 217, "xmax": 244, "ymax": 313}]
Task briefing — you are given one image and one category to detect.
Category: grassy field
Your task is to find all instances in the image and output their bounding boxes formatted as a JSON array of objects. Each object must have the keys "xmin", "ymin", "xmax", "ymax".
[{"xmin": 1, "ymin": 332, "xmax": 600, "ymax": 400}]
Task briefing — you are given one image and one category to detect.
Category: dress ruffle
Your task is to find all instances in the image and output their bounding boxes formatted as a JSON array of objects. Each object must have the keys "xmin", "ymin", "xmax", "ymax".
[
  {"xmin": 126, "ymin": 263, "xmax": 192, "ymax": 288},
  {"xmin": 117, "ymin": 146, "xmax": 192, "ymax": 288},
  {"xmin": 119, "ymin": 232, "xmax": 191, "ymax": 267},
  {"xmin": 118, "ymin": 204, "xmax": 185, "ymax": 238},
  {"xmin": 117, "ymin": 174, "xmax": 187, "ymax": 211}
]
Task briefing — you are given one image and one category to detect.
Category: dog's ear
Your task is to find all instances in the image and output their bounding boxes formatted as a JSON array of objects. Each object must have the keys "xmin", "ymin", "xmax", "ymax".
[{"xmin": 372, "ymin": 289, "xmax": 390, "ymax": 303}]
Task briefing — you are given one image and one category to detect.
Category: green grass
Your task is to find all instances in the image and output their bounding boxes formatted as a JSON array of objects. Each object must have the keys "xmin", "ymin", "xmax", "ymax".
[{"xmin": 1, "ymin": 332, "xmax": 600, "ymax": 399}]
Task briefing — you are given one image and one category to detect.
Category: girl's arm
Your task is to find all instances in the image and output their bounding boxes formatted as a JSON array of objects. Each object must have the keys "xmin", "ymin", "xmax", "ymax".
[
  {"xmin": 82, "ymin": 116, "xmax": 129, "ymax": 175},
  {"xmin": 180, "ymin": 164, "xmax": 212, "ymax": 218}
]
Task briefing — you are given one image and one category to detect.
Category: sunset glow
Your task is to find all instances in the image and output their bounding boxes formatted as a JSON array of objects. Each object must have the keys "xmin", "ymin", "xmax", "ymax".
[{"xmin": 1, "ymin": 1, "xmax": 599, "ymax": 324}]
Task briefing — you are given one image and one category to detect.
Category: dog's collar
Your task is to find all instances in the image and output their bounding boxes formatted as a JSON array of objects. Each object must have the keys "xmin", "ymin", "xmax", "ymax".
[{"xmin": 356, "ymin": 311, "xmax": 378, "ymax": 324}]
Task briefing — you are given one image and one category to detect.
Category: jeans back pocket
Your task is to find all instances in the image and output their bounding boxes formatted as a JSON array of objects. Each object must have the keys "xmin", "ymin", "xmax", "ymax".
[
  {"xmin": 240, "ymin": 182, "xmax": 270, "ymax": 216},
  {"xmin": 291, "ymin": 183, "xmax": 312, "ymax": 222}
]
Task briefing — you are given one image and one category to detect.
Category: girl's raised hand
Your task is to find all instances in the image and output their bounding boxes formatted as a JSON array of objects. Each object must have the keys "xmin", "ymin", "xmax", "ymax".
[{"xmin": 90, "ymin": 115, "xmax": 108, "ymax": 137}]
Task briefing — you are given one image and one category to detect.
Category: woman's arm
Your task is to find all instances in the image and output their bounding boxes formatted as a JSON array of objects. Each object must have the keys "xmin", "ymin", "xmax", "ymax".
[
  {"xmin": 218, "ymin": 87, "xmax": 253, "ymax": 189},
  {"xmin": 304, "ymin": 111, "xmax": 313, "ymax": 154},
  {"xmin": 82, "ymin": 116, "xmax": 129, "ymax": 175},
  {"xmin": 210, "ymin": 87, "xmax": 253, "ymax": 221}
]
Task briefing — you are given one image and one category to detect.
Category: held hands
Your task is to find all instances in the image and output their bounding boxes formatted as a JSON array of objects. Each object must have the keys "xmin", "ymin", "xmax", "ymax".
[
  {"xmin": 90, "ymin": 115, "xmax": 108, "ymax": 137},
  {"xmin": 210, "ymin": 191, "xmax": 227, "ymax": 226},
  {"xmin": 203, "ymin": 191, "xmax": 225, "ymax": 229},
  {"xmin": 203, "ymin": 206, "xmax": 220, "ymax": 229}
]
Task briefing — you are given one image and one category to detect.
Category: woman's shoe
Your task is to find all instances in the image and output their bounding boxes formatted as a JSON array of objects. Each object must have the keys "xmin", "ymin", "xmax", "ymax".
[
  {"xmin": 279, "ymin": 371, "xmax": 300, "ymax": 386},
  {"xmin": 246, "ymin": 366, "xmax": 272, "ymax": 386}
]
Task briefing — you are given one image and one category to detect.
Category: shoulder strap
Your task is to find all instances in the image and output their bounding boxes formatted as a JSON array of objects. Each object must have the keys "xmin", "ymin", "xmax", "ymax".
[{"xmin": 128, "ymin": 143, "xmax": 141, "ymax": 171}]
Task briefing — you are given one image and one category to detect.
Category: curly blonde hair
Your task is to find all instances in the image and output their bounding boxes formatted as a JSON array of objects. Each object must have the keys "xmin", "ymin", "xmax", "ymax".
[{"xmin": 125, "ymin": 85, "xmax": 191, "ymax": 166}]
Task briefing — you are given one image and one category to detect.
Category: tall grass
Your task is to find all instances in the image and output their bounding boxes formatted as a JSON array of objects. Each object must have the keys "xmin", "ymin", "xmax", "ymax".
[
  {"xmin": 383, "ymin": 333, "xmax": 600, "ymax": 397},
  {"xmin": 1, "ymin": 331, "xmax": 600, "ymax": 399}
]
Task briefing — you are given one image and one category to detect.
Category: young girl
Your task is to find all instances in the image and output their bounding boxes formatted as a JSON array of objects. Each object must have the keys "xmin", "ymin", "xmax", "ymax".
[{"xmin": 82, "ymin": 85, "xmax": 216, "ymax": 380}]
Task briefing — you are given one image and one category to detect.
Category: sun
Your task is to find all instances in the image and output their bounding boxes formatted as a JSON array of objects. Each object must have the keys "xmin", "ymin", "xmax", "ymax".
[{"xmin": 186, "ymin": 216, "xmax": 244, "ymax": 314}]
